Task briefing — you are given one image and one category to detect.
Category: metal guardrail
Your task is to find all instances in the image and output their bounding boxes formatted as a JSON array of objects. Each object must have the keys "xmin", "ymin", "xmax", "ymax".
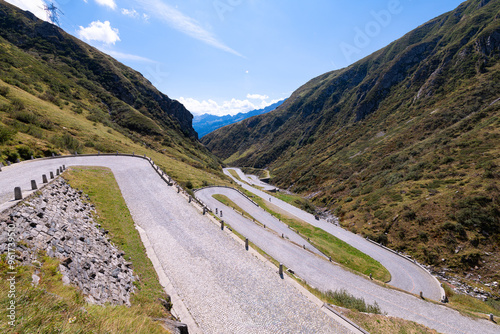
[
  {"xmin": 365, "ymin": 238, "xmax": 447, "ymax": 303},
  {"xmin": 194, "ymin": 186, "xmax": 260, "ymax": 207},
  {"xmin": 1, "ymin": 152, "xmax": 213, "ymax": 209}
]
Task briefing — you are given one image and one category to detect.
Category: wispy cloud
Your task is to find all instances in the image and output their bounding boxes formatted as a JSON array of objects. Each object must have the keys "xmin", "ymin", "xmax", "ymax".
[
  {"xmin": 101, "ymin": 50, "xmax": 156, "ymax": 63},
  {"xmin": 121, "ymin": 8, "xmax": 139, "ymax": 18},
  {"xmin": 95, "ymin": 0, "xmax": 116, "ymax": 10},
  {"xmin": 247, "ymin": 94, "xmax": 269, "ymax": 100},
  {"xmin": 135, "ymin": 0, "xmax": 243, "ymax": 57}
]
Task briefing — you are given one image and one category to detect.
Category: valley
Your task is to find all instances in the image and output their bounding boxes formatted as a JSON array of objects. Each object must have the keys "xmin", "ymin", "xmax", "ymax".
[
  {"xmin": 1, "ymin": 0, "xmax": 500, "ymax": 333},
  {"xmin": 202, "ymin": 0, "xmax": 500, "ymax": 297}
]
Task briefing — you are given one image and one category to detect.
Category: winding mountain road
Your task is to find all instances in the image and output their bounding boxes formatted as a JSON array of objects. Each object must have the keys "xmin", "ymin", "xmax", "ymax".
[
  {"xmin": 223, "ymin": 168, "xmax": 441, "ymax": 299},
  {"xmin": 1, "ymin": 157, "xmax": 499, "ymax": 333},
  {"xmin": 191, "ymin": 167, "xmax": 500, "ymax": 334},
  {"xmin": 0, "ymin": 156, "xmax": 353, "ymax": 334}
]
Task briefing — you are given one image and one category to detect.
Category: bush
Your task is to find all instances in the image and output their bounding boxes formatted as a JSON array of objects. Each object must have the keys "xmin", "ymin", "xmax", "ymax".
[
  {"xmin": 454, "ymin": 196, "xmax": 499, "ymax": 235},
  {"xmin": 71, "ymin": 105, "xmax": 83, "ymax": 114},
  {"xmin": 0, "ymin": 125, "xmax": 16, "ymax": 143},
  {"xmin": 0, "ymin": 85, "xmax": 9, "ymax": 97},
  {"xmin": 16, "ymin": 145, "xmax": 33, "ymax": 160},
  {"xmin": 40, "ymin": 91, "xmax": 60, "ymax": 106},
  {"xmin": 3, "ymin": 148, "xmax": 19, "ymax": 162},
  {"xmin": 324, "ymin": 289, "xmax": 382, "ymax": 314},
  {"xmin": 9, "ymin": 98, "xmax": 25, "ymax": 112},
  {"xmin": 50, "ymin": 133, "xmax": 82, "ymax": 153}
]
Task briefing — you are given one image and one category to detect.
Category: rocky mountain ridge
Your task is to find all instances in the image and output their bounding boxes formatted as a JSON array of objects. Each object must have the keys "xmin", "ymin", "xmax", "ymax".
[{"xmin": 193, "ymin": 99, "xmax": 285, "ymax": 138}]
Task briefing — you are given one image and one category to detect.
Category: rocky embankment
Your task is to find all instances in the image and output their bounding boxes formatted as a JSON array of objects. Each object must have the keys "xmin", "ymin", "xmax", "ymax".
[{"xmin": 0, "ymin": 177, "xmax": 136, "ymax": 306}]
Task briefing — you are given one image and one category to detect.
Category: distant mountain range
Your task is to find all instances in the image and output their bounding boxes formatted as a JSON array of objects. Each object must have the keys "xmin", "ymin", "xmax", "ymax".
[
  {"xmin": 202, "ymin": 0, "xmax": 500, "ymax": 283},
  {"xmin": 193, "ymin": 99, "xmax": 285, "ymax": 138}
]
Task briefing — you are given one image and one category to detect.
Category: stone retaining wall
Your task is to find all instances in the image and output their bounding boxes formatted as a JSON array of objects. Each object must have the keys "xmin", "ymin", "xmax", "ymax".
[{"xmin": 0, "ymin": 177, "xmax": 136, "ymax": 306}]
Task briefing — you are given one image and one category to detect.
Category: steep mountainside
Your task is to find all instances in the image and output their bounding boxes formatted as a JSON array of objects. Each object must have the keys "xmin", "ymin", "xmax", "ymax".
[
  {"xmin": 0, "ymin": 1, "xmax": 196, "ymax": 138},
  {"xmin": 0, "ymin": 0, "xmax": 224, "ymax": 186},
  {"xmin": 203, "ymin": 0, "xmax": 500, "ymax": 286},
  {"xmin": 193, "ymin": 99, "xmax": 285, "ymax": 138}
]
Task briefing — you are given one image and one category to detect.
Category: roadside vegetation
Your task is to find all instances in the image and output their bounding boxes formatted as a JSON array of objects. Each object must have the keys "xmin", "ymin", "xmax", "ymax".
[
  {"xmin": 323, "ymin": 289, "xmax": 382, "ymax": 314},
  {"xmin": 0, "ymin": 167, "xmax": 172, "ymax": 333},
  {"xmin": 442, "ymin": 284, "xmax": 500, "ymax": 319},
  {"xmin": 342, "ymin": 309, "xmax": 439, "ymax": 334}
]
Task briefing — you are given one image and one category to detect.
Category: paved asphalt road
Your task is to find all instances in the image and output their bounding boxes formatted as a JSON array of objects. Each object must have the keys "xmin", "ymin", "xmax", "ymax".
[
  {"xmin": 0, "ymin": 156, "xmax": 354, "ymax": 334},
  {"xmin": 210, "ymin": 168, "xmax": 500, "ymax": 334}
]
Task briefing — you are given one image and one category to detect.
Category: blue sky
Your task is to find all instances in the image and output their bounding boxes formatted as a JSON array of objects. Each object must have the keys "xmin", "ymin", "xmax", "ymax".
[{"xmin": 8, "ymin": 0, "xmax": 465, "ymax": 116}]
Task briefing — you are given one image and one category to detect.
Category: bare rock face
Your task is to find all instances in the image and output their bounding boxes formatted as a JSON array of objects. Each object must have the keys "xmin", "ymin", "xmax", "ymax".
[{"xmin": 0, "ymin": 178, "xmax": 136, "ymax": 306}]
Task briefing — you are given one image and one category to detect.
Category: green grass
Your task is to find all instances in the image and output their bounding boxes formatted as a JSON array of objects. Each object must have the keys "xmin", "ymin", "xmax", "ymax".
[
  {"xmin": 443, "ymin": 283, "xmax": 500, "ymax": 319},
  {"xmin": 244, "ymin": 189, "xmax": 391, "ymax": 282},
  {"xmin": 0, "ymin": 166, "xmax": 170, "ymax": 333},
  {"xmin": 323, "ymin": 289, "xmax": 382, "ymax": 314},
  {"xmin": 342, "ymin": 309, "xmax": 439, "ymax": 334}
]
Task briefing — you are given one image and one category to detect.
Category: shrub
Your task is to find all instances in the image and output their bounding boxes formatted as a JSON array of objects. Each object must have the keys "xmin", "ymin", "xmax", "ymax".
[
  {"xmin": 0, "ymin": 125, "xmax": 16, "ymax": 143},
  {"xmin": 0, "ymin": 85, "xmax": 9, "ymax": 97},
  {"xmin": 324, "ymin": 289, "xmax": 382, "ymax": 314},
  {"xmin": 9, "ymin": 98, "xmax": 25, "ymax": 112},
  {"xmin": 50, "ymin": 133, "xmax": 82, "ymax": 152},
  {"xmin": 454, "ymin": 196, "xmax": 499, "ymax": 235},
  {"xmin": 16, "ymin": 145, "xmax": 33, "ymax": 160},
  {"xmin": 13, "ymin": 109, "xmax": 38, "ymax": 124},
  {"xmin": 418, "ymin": 232, "xmax": 428, "ymax": 242},
  {"xmin": 3, "ymin": 148, "xmax": 19, "ymax": 162},
  {"xmin": 403, "ymin": 210, "xmax": 417, "ymax": 221},
  {"xmin": 71, "ymin": 105, "xmax": 83, "ymax": 114},
  {"xmin": 40, "ymin": 91, "xmax": 60, "ymax": 106}
]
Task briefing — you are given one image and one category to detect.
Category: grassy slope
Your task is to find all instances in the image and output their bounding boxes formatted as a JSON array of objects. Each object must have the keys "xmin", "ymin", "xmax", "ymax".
[
  {"xmin": 203, "ymin": 0, "xmax": 500, "ymax": 287},
  {"xmin": 0, "ymin": 80, "xmax": 229, "ymax": 188},
  {"xmin": 0, "ymin": 167, "xmax": 171, "ymax": 333}
]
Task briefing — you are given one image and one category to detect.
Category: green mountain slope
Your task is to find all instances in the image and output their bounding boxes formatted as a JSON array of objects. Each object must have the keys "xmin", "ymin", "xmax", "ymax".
[
  {"xmin": 0, "ymin": 0, "xmax": 224, "ymax": 187},
  {"xmin": 203, "ymin": 0, "xmax": 500, "ymax": 286}
]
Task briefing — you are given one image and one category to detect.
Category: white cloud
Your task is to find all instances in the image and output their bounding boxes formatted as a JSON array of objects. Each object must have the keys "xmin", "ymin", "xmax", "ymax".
[
  {"xmin": 95, "ymin": 0, "xmax": 116, "ymax": 10},
  {"xmin": 179, "ymin": 97, "xmax": 281, "ymax": 117},
  {"xmin": 135, "ymin": 0, "xmax": 243, "ymax": 57},
  {"xmin": 5, "ymin": 0, "xmax": 48, "ymax": 21},
  {"xmin": 122, "ymin": 8, "xmax": 150, "ymax": 22},
  {"xmin": 121, "ymin": 8, "xmax": 139, "ymax": 18},
  {"xmin": 247, "ymin": 94, "xmax": 269, "ymax": 100},
  {"xmin": 78, "ymin": 20, "xmax": 120, "ymax": 45}
]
